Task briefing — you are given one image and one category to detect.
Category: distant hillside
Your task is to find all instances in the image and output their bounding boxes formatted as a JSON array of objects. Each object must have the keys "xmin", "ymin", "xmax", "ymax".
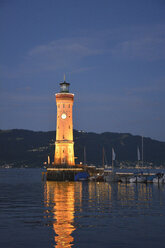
[{"xmin": 0, "ymin": 129, "xmax": 165, "ymax": 167}]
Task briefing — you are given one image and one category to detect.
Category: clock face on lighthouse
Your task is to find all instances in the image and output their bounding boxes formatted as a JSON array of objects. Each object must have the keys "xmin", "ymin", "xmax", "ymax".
[{"xmin": 61, "ymin": 113, "xmax": 67, "ymax": 119}]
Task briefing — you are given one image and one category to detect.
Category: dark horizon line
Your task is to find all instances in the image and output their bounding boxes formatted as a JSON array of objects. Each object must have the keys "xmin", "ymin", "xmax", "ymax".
[{"xmin": 0, "ymin": 128, "xmax": 164, "ymax": 143}]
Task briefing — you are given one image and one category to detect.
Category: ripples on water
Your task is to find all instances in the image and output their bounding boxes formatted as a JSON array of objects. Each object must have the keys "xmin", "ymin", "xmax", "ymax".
[{"xmin": 0, "ymin": 169, "xmax": 165, "ymax": 248}]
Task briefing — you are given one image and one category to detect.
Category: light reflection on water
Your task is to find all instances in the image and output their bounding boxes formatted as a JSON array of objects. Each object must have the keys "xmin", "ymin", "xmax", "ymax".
[
  {"xmin": 43, "ymin": 180, "xmax": 165, "ymax": 248},
  {"xmin": 44, "ymin": 182, "xmax": 76, "ymax": 248},
  {"xmin": 0, "ymin": 169, "xmax": 165, "ymax": 248}
]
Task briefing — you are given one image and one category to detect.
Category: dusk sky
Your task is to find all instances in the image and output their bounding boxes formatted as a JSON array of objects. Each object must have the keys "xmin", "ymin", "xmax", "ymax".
[{"xmin": 0, "ymin": 0, "xmax": 165, "ymax": 141}]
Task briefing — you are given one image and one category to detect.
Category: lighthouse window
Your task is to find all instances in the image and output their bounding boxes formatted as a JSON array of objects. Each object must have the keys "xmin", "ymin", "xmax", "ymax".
[
  {"xmin": 63, "ymin": 150, "xmax": 64, "ymax": 153},
  {"xmin": 69, "ymin": 125, "xmax": 70, "ymax": 129},
  {"xmin": 69, "ymin": 104, "xmax": 70, "ymax": 108},
  {"xmin": 63, "ymin": 104, "xmax": 65, "ymax": 108}
]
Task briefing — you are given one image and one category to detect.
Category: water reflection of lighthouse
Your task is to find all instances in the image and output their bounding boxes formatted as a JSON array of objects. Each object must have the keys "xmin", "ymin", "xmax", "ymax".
[{"xmin": 44, "ymin": 182, "xmax": 82, "ymax": 248}]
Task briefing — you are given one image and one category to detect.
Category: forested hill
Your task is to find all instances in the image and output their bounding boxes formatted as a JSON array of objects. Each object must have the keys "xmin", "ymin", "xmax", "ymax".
[{"xmin": 0, "ymin": 129, "xmax": 165, "ymax": 167}]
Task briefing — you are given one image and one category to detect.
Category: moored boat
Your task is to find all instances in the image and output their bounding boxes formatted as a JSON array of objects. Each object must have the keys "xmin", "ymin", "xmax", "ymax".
[
  {"xmin": 104, "ymin": 172, "xmax": 118, "ymax": 182},
  {"xmin": 146, "ymin": 175, "xmax": 156, "ymax": 183},
  {"xmin": 153, "ymin": 173, "xmax": 165, "ymax": 184},
  {"xmin": 74, "ymin": 172, "xmax": 89, "ymax": 181},
  {"xmin": 129, "ymin": 175, "xmax": 146, "ymax": 183}
]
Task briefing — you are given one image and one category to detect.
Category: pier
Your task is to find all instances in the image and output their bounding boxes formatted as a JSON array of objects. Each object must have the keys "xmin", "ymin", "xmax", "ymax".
[
  {"xmin": 46, "ymin": 165, "xmax": 84, "ymax": 181},
  {"xmin": 43, "ymin": 165, "xmax": 103, "ymax": 181},
  {"xmin": 42, "ymin": 165, "xmax": 164, "ymax": 183}
]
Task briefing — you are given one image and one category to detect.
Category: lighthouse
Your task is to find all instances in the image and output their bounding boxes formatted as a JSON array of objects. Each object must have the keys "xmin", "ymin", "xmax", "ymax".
[{"xmin": 54, "ymin": 79, "xmax": 75, "ymax": 166}]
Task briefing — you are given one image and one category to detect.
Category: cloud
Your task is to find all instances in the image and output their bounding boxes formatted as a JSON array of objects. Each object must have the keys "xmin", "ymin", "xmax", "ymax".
[
  {"xmin": 1, "ymin": 24, "xmax": 165, "ymax": 79},
  {"xmin": 28, "ymin": 38, "xmax": 101, "ymax": 57},
  {"xmin": 111, "ymin": 36, "xmax": 165, "ymax": 60},
  {"xmin": 24, "ymin": 37, "xmax": 103, "ymax": 73},
  {"xmin": 28, "ymin": 24, "xmax": 165, "ymax": 67},
  {"xmin": 0, "ymin": 36, "xmax": 103, "ymax": 79},
  {"xmin": 109, "ymin": 24, "xmax": 165, "ymax": 60}
]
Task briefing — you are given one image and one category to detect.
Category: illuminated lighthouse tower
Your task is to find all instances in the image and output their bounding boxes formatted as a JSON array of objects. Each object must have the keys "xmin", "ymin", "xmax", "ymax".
[{"xmin": 54, "ymin": 79, "xmax": 75, "ymax": 166}]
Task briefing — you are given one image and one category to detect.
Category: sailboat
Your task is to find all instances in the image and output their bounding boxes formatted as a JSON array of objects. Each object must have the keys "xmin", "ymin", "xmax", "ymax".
[
  {"xmin": 129, "ymin": 138, "xmax": 146, "ymax": 183},
  {"xmin": 89, "ymin": 147, "xmax": 107, "ymax": 182},
  {"xmin": 74, "ymin": 146, "xmax": 89, "ymax": 181},
  {"xmin": 153, "ymin": 173, "xmax": 165, "ymax": 183},
  {"xmin": 94, "ymin": 147, "xmax": 106, "ymax": 181},
  {"xmin": 103, "ymin": 147, "xmax": 110, "ymax": 168},
  {"xmin": 104, "ymin": 148, "xmax": 117, "ymax": 182}
]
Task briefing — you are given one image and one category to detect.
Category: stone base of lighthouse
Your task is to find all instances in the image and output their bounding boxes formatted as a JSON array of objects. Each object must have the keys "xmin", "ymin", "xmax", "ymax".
[
  {"xmin": 46, "ymin": 165, "xmax": 84, "ymax": 181},
  {"xmin": 54, "ymin": 141, "xmax": 75, "ymax": 166}
]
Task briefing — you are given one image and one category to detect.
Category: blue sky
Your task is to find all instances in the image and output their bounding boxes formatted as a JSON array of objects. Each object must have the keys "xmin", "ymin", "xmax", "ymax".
[{"xmin": 0, "ymin": 0, "xmax": 165, "ymax": 141}]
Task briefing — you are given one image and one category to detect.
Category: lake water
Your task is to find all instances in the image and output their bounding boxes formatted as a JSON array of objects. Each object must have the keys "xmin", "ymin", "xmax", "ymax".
[{"xmin": 0, "ymin": 168, "xmax": 165, "ymax": 248}]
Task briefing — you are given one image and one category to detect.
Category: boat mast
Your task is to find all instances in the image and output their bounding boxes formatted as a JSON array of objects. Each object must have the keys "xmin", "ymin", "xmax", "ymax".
[
  {"xmin": 112, "ymin": 148, "xmax": 113, "ymax": 170},
  {"xmin": 102, "ymin": 147, "xmax": 105, "ymax": 168},
  {"xmin": 112, "ymin": 148, "xmax": 116, "ymax": 172},
  {"xmin": 137, "ymin": 146, "xmax": 140, "ymax": 167},
  {"xmin": 84, "ymin": 146, "xmax": 86, "ymax": 165},
  {"xmin": 142, "ymin": 136, "xmax": 143, "ymax": 167}
]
